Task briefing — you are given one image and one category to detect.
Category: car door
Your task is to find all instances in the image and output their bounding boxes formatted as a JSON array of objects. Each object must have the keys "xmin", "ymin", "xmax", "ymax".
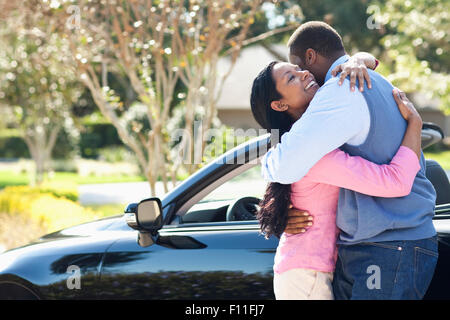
[
  {"xmin": 424, "ymin": 204, "xmax": 450, "ymax": 300},
  {"xmin": 99, "ymin": 164, "xmax": 279, "ymax": 299}
]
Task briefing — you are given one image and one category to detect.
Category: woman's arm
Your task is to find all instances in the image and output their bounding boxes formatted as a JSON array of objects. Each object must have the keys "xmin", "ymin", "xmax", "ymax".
[
  {"xmin": 304, "ymin": 89, "xmax": 422, "ymax": 197},
  {"xmin": 392, "ymin": 87, "xmax": 423, "ymax": 159}
]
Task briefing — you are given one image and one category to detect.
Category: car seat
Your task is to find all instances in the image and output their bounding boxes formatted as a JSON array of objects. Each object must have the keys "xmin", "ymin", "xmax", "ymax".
[{"xmin": 426, "ymin": 159, "xmax": 450, "ymax": 206}]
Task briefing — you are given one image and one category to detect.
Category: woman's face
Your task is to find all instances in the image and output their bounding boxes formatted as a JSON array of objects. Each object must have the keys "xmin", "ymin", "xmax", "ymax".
[{"xmin": 271, "ymin": 62, "xmax": 320, "ymax": 120}]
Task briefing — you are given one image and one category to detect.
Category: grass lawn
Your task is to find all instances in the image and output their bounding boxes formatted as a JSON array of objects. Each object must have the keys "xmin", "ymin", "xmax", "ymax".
[
  {"xmin": 0, "ymin": 171, "xmax": 146, "ymax": 189},
  {"xmin": 424, "ymin": 150, "xmax": 450, "ymax": 170},
  {"xmin": 83, "ymin": 203, "xmax": 128, "ymax": 218},
  {"xmin": 0, "ymin": 171, "xmax": 29, "ymax": 188}
]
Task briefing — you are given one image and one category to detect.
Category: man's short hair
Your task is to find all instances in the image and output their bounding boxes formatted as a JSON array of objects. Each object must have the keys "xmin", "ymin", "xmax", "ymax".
[{"xmin": 287, "ymin": 21, "xmax": 344, "ymax": 61}]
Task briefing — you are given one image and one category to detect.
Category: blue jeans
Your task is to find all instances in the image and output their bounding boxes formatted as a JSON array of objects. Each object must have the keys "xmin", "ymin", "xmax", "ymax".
[{"xmin": 332, "ymin": 236, "xmax": 439, "ymax": 300}]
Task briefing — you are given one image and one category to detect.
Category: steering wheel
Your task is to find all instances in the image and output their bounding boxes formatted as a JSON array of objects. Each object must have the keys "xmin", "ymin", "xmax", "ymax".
[{"xmin": 226, "ymin": 196, "xmax": 261, "ymax": 221}]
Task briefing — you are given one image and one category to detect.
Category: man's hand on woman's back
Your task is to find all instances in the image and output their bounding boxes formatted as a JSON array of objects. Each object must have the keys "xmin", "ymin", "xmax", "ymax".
[{"xmin": 284, "ymin": 204, "xmax": 313, "ymax": 235}]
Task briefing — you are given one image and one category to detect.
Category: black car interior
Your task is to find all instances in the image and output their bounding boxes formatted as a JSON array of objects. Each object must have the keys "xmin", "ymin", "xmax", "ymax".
[{"xmin": 426, "ymin": 159, "xmax": 450, "ymax": 207}]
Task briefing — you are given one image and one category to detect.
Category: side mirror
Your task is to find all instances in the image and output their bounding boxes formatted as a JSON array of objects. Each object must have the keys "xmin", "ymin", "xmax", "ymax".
[{"xmin": 136, "ymin": 197, "xmax": 163, "ymax": 232}]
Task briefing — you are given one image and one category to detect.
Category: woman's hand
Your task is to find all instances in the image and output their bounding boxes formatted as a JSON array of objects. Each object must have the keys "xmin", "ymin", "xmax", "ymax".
[
  {"xmin": 331, "ymin": 57, "xmax": 372, "ymax": 92},
  {"xmin": 392, "ymin": 88, "xmax": 422, "ymax": 125},
  {"xmin": 393, "ymin": 88, "xmax": 423, "ymax": 160}
]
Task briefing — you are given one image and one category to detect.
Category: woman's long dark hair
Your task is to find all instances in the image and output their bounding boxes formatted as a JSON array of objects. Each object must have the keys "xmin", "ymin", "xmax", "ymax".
[{"xmin": 250, "ymin": 61, "xmax": 295, "ymax": 239}]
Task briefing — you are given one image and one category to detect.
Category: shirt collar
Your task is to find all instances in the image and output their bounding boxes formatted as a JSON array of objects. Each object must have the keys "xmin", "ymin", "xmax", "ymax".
[{"xmin": 325, "ymin": 54, "xmax": 350, "ymax": 83}]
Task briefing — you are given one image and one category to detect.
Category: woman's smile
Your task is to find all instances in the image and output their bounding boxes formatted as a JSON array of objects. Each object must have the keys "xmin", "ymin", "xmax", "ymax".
[{"xmin": 304, "ymin": 79, "xmax": 318, "ymax": 91}]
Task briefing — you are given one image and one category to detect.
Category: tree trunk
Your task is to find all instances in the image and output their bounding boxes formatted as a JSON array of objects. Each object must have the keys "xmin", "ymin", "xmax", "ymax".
[{"xmin": 23, "ymin": 125, "xmax": 61, "ymax": 186}]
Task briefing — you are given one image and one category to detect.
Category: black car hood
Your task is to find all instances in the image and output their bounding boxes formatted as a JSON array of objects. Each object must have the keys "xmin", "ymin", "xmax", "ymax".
[
  {"xmin": 0, "ymin": 215, "xmax": 132, "ymax": 273},
  {"xmin": 38, "ymin": 214, "xmax": 130, "ymax": 241}
]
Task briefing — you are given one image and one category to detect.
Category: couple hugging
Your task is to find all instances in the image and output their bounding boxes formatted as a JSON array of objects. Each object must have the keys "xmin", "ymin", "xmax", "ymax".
[{"xmin": 250, "ymin": 21, "xmax": 438, "ymax": 300}]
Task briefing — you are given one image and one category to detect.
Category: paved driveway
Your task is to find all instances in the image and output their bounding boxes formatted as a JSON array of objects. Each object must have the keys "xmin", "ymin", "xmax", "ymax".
[{"xmin": 78, "ymin": 181, "xmax": 168, "ymax": 205}]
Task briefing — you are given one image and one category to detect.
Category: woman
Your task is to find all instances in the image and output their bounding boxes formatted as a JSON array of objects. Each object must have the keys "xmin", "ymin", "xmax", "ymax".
[{"xmin": 250, "ymin": 60, "xmax": 423, "ymax": 300}]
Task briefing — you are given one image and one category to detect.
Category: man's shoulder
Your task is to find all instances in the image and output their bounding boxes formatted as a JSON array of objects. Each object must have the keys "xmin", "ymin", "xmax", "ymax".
[
  {"xmin": 318, "ymin": 71, "xmax": 394, "ymax": 101},
  {"xmin": 311, "ymin": 76, "xmax": 365, "ymax": 105},
  {"xmin": 319, "ymin": 75, "xmax": 341, "ymax": 91}
]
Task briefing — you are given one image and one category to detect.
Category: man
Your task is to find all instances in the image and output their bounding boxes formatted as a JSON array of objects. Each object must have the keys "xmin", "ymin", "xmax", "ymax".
[{"xmin": 261, "ymin": 21, "xmax": 438, "ymax": 299}]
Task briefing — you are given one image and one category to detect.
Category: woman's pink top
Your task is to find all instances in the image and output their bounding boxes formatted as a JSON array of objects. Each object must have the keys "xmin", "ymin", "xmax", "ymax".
[{"xmin": 273, "ymin": 146, "xmax": 421, "ymax": 274}]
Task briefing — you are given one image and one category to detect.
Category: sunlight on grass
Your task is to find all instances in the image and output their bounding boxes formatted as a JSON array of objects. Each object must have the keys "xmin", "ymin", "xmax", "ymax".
[
  {"xmin": 424, "ymin": 151, "xmax": 450, "ymax": 170},
  {"xmin": 0, "ymin": 171, "xmax": 29, "ymax": 188},
  {"xmin": 0, "ymin": 170, "xmax": 146, "ymax": 189},
  {"xmin": 83, "ymin": 203, "xmax": 127, "ymax": 218}
]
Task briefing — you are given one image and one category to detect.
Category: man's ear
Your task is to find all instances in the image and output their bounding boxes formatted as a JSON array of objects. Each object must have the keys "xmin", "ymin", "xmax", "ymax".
[
  {"xmin": 270, "ymin": 100, "xmax": 287, "ymax": 112},
  {"xmin": 304, "ymin": 48, "xmax": 317, "ymax": 66}
]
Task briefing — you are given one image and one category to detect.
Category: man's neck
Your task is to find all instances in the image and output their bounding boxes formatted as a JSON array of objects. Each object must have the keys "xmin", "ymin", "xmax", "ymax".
[
  {"xmin": 324, "ymin": 51, "xmax": 347, "ymax": 73},
  {"xmin": 323, "ymin": 52, "xmax": 349, "ymax": 84},
  {"xmin": 315, "ymin": 51, "xmax": 346, "ymax": 85}
]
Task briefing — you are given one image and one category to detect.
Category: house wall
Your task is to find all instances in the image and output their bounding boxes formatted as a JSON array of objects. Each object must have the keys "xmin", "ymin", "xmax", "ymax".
[{"xmin": 217, "ymin": 109, "xmax": 262, "ymax": 130}]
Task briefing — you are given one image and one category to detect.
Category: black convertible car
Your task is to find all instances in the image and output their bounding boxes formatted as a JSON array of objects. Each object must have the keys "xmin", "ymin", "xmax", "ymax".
[{"xmin": 0, "ymin": 124, "xmax": 449, "ymax": 300}]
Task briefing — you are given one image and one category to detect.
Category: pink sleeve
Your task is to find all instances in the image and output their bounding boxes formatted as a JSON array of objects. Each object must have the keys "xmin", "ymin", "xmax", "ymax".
[{"xmin": 304, "ymin": 146, "xmax": 421, "ymax": 197}]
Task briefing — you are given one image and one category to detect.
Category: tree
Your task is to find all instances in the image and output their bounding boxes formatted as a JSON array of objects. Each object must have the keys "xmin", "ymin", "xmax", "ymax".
[
  {"xmin": 42, "ymin": 0, "xmax": 300, "ymax": 196},
  {"xmin": 0, "ymin": 5, "xmax": 81, "ymax": 185},
  {"xmin": 274, "ymin": 0, "xmax": 449, "ymax": 113},
  {"xmin": 372, "ymin": 0, "xmax": 449, "ymax": 113}
]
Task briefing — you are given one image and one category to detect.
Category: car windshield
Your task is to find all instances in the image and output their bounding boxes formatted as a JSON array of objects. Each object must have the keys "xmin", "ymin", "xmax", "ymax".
[
  {"xmin": 180, "ymin": 164, "xmax": 267, "ymax": 223},
  {"xmin": 198, "ymin": 165, "xmax": 266, "ymax": 203}
]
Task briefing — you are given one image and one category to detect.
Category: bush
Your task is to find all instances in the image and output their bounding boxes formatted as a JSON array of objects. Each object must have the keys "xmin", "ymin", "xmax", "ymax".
[
  {"xmin": 79, "ymin": 122, "xmax": 123, "ymax": 159},
  {"xmin": 0, "ymin": 185, "xmax": 78, "ymax": 202},
  {"xmin": 0, "ymin": 186, "xmax": 100, "ymax": 240},
  {"xmin": 0, "ymin": 136, "xmax": 29, "ymax": 158},
  {"xmin": 0, "ymin": 128, "xmax": 76, "ymax": 160},
  {"xmin": 97, "ymin": 146, "xmax": 136, "ymax": 163}
]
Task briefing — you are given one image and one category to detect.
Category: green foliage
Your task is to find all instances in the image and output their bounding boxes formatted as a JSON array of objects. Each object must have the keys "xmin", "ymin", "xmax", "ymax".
[
  {"xmin": 0, "ymin": 171, "xmax": 30, "ymax": 189},
  {"xmin": 0, "ymin": 128, "xmax": 77, "ymax": 160},
  {"xmin": 0, "ymin": 185, "xmax": 78, "ymax": 203},
  {"xmin": 424, "ymin": 150, "xmax": 450, "ymax": 170},
  {"xmin": 0, "ymin": 186, "xmax": 97, "ymax": 234},
  {"xmin": 79, "ymin": 120, "xmax": 123, "ymax": 159},
  {"xmin": 277, "ymin": 0, "xmax": 449, "ymax": 113},
  {"xmin": 288, "ymin": 0, "xmax": 384, "ymax": 52},
  {"xmin": 0, "ymin": 136, "xmax": 29, "ymax": 158},
  {"xmin": 97, "ymin": 146, "xmax": 134, "ymax": 163},
  {"xmin": 373, "ymin": 0, "xmax": 449, "ymax": 112}
]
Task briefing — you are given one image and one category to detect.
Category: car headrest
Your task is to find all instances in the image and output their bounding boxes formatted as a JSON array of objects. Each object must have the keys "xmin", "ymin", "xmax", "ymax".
[{"xmin": 425, "ymin": 159, "xmax": 450, "ymax": 206}]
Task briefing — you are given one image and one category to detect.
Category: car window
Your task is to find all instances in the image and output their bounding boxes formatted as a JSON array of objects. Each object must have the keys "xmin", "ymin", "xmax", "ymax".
[
  {"xmin": 181, "ymin": 164, "xmax": 267, "ymax": 224},
  {"xmin": 201, "ymin": 165, "xmax": 266, "ymax": 202}
]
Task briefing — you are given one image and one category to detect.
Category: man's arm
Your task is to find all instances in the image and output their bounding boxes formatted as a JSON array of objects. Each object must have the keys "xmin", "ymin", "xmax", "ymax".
[{"xmin": 261, "ymin": 77, "xmax": 370, "ymax": 184}]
